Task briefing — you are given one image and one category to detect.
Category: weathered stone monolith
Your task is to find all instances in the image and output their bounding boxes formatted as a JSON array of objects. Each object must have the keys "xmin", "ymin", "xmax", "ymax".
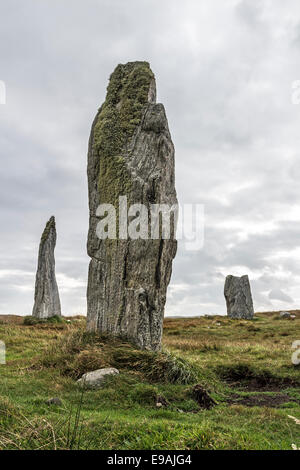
[
  {"xmin": 87, "ymin": 61, "xmax": 177, "ymax": 351},
  {"xmin": 32, "ymin": 216, "xmax": 61, "ymax": 318},
  {"xmin": 224, "ymin": 275, "xmax": 254, "ymax": 319}
]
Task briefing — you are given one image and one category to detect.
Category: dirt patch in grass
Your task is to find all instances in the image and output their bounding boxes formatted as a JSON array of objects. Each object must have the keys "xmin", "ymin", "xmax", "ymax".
[
  {"xmin": 236, "ymin": 378, "xmax": 298, "ymax": 392},
  {"xmin": 227, "ymin": 393, "xmax": 299, "ymax": 408},
  {"xmin": 216, "ymin": 363, "xmax": 299, "ymax": 391}
]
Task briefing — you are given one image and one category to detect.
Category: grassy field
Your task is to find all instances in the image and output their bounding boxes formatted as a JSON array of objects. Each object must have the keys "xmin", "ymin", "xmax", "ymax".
[{"xmin": 0, "ymin": 312, "xmax": 299, "ymax": 450}]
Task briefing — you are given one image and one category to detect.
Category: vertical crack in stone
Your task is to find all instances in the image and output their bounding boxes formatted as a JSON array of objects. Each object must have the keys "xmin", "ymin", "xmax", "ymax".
[{"xmin": 155, "ymin": 239, "xmax": 164, "ymax": 289}]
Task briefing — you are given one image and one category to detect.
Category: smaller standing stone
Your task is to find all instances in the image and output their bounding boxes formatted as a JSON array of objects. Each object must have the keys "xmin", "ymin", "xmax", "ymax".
[
  {"xmin": 224, "ymin": 275, "xmax": 254, "ymax": 319},
  {"xmin": 32, "ymin": 216, "xmax": 61, "ymax": 319},
  {"xmin": 279, "ymin": 311, "xmax": 291, "ymax": 319}
]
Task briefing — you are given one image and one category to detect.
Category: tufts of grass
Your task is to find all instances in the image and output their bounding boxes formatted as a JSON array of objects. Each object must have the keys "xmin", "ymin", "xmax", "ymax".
[
  {"xmin": 216, "ymin": 363, "xmax": 266, "ymax": 382},
  {"xmin": 128, "ymin": 384, "xmax": 158, "ymax": 405},
  {"xmin": 23, "ymin": 315, "xmax": 64, "ymax": 326},
  {"xmin": 215, "ymin": 362, "xmax": 298, "ymax": 388},
  {"xmin": 112, "ymin": 347, "xmax": 198, "ymax": 384},
  {"xmin": 0, "ymin": 397, "xmax": 18, "ymax": 423},
  {"xmin": 46, "ymin": 316, "xmax": 65, "ymax": 324},
  {"xmin": 39, "ymin": 330, "xmax": 109, "ymax": 379},
  {"xmin": 23, "ymin": 316, "xmax": 40, "ymax": 326},
  {"xmin": 0, "ymin": 391, "xmax": 90, "ymax": 450},
  {"xmin": 39, "ymin": 328, "xmax": 198, "ymax": 385},
  {"xmin": 1, "ymin": 312, "xmax": 300, "ymax": 450}
]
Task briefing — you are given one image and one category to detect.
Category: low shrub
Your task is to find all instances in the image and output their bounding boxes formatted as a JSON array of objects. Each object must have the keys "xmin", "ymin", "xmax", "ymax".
[
  {"xmin": 128, "ymin": 384, "xmax": 158, "ymax": 405},
  {"xmin": 112, "ymin": 347, "xmax": 198, "ymax": 384},
  {"xmin": 23, "ymin": 316, "xmax": 40, "ymax": 326},
  {"xmin": 23, "ymin": 315, "xmax": 65, "ymax": 326},
  {"xmin": 40, "ymin": 329, "xmax": 198, "ymax": 384}
]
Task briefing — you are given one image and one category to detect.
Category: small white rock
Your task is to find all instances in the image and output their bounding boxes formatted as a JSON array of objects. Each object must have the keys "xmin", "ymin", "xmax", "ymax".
[{"xmin": 77, "ymin": 368, "xmax": 119, "ymax": 388}]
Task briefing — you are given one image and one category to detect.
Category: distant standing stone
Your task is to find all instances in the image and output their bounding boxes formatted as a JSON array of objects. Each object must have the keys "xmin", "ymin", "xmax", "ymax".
[
  {"xmin": 77, "ymin": 368, "xmax": 119, "ymax": 388},
  {"xmin": 32, "ymin": 216, "xmax": 61, "ymax": 319},
  {"xmin": 224, "ymin": 275, "xmax": 254, "ymax": 320},
  {"xmin": 279, "ymin": 311, "xmax": 291, "ymax": 319}
]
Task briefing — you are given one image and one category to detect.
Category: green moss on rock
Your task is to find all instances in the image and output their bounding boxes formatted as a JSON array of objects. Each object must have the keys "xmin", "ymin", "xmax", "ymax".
[
  {"xmin": 93, "ymin": 61, "xmax": 154, "ymax": 206},
  {"xmin": 40, "ymin": 216, "xmax": 55, "ymax": 244}
]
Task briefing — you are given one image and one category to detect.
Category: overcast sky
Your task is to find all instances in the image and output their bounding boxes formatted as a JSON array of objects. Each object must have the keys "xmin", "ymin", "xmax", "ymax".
[{"xmin": 1, "ymin": 0, "xmax": 300, "ymax": 316}]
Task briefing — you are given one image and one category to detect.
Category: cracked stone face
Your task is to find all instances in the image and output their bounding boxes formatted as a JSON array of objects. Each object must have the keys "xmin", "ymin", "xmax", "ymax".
[
  {"xmin": 32, "ymin": 216, "xmax": 61, "ymax": 319},
  {"xmin": 86, "ymin": 62, "xmax": 177, "ymax": 351},
  {"xmin": 224, "ymin": 275, "xmax": 254, "ymax": 320}
]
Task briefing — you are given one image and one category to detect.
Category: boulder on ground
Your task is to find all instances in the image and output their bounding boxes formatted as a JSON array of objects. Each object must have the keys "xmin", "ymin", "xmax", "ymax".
[
  {"xmin": 279, "ymin": 311, "xmax": 291, "ymax": 319},
  {"xmin": 77, "ymin": 368, "xmax": 119, "ymax": 388},
  {"xmin": 46, "ymin": 397, "xmax": 62, "ymax": 406}
]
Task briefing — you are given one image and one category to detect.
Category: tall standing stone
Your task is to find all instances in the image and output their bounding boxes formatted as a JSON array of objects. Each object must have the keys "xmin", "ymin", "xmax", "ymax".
[
  {"xmin": 87, "ymin": 61, "xmax": 177, "ymax": 351},
  {"xmin": 224, "ymin": 275, "xmax": 254, "ymax": 319},
  {"xmin": 32, "ymin": 216, "xmax": 61, "ymax": 319}
]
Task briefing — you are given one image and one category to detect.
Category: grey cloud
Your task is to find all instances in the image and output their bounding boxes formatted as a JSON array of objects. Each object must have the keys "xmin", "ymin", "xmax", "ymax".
[
  {"xmin": 1, "ymin": 0, "xmax": 300, "ymax": 316},
  {"xmin": 268, "ymin": 289, "xmax": 294, "ymax": 303},
  {"xmin": 236, "ymin": 0, "xmax": 264, "ymax": 29}
]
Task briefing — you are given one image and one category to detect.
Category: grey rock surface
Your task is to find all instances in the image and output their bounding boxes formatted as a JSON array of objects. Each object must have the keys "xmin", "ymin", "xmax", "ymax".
[
  {"xmin": 32, "ymin": 216, "xmax": 61, "ymax": 319},
  {"xmin": 279, "ymin": 311, "xmax": 291, "ymax": 319},
  {"xmin": 46, "ymin": 397, "xmax": 62, "ymax": 406},
  {"xmin": 77, "ymin": 368, "xmax": 119, "ymax": 388},
  {"xmin": 224, "ymin": 275, "xmax": 254, "ymax": 319},
  {"xmin": 87, "ymin": 62, "xmax": 177, "ymax": 351}
]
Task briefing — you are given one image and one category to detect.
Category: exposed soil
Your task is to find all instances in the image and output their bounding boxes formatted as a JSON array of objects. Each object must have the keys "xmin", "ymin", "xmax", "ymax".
[
  {"xmin": 229, "ymin": 377, "xmax": 298, "ymax": 392},
  {"xmin": 216, "ymin": 363, "xmax": 299, "ymax": 392},
  {"xmin": 227, "ymin": 393, "xmax": 299, "ymax": 408}
]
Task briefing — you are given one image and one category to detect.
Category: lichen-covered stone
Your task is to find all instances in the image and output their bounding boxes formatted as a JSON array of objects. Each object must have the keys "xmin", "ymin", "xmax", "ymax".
[
  {"xmin": 87, "ymin": 62, "xmax": 177, "ymax": 351},
  {"xmin": 32, "ymin": 216, "xmax": 61, "ymax": 319},
  {"xmin": 224, "ymin": 275, "xmax": 254, "ymax": 320}
]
